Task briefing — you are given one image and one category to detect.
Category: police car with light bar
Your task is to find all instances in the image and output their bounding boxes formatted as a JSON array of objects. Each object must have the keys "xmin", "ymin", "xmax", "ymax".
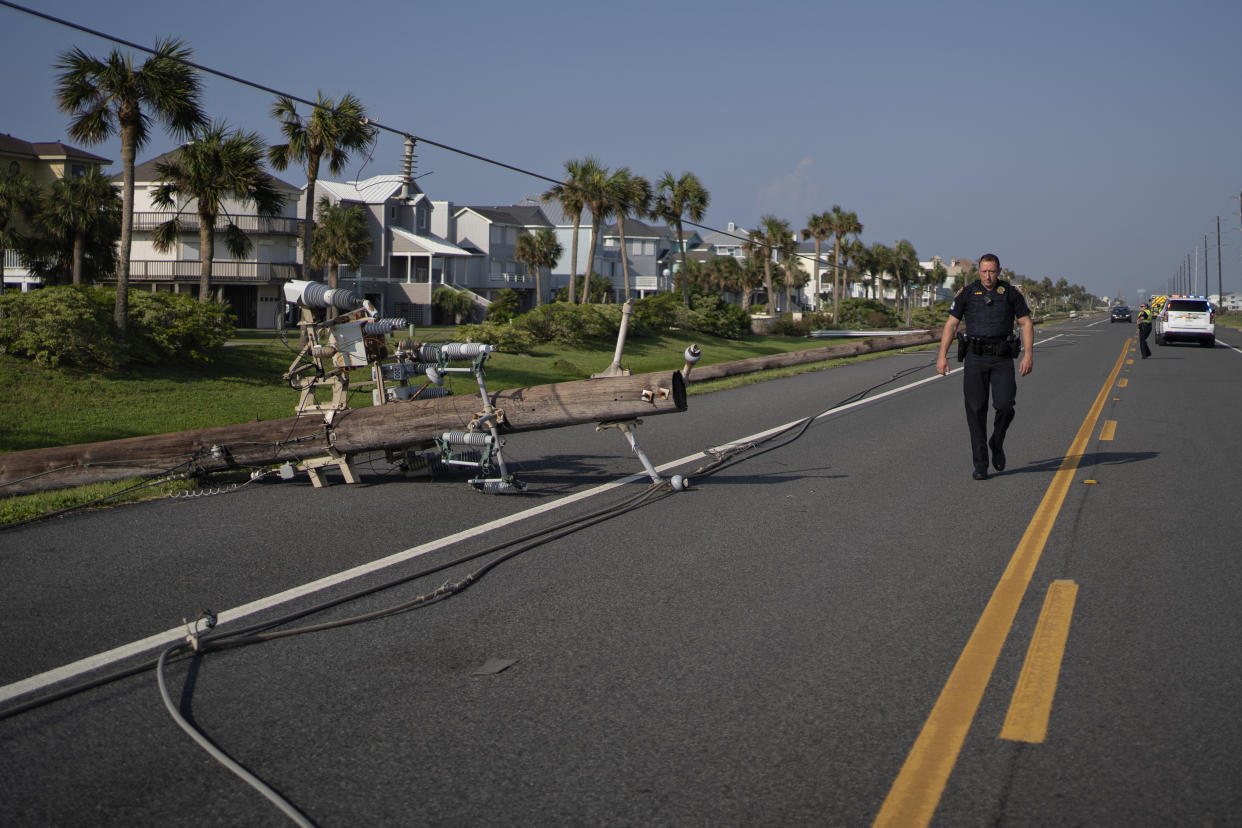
[{"xmin": 1154, "ymin": 295, "xmax": 1214, "ymax": 348}]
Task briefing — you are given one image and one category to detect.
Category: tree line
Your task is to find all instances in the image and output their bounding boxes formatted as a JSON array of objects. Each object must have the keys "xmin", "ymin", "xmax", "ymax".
[
  {"xmin": 1, "ymin": 36, "xmax": 1098, "ymax": 346},
  {"xmin": 0, "ymin": 38, "xmax": 377, "ymax": 342}
]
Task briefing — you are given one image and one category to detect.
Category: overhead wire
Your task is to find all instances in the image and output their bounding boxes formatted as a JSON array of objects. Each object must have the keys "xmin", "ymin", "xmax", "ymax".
[{"xmin": 0, "ymin": 0, "xmax": 871, "ymax": 277}]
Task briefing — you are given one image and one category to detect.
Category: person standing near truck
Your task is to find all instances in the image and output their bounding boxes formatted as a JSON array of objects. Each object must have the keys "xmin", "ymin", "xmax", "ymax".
[{"xmin": 1136, "ymin": 303, "xmax": 1152, "ymax": 359}]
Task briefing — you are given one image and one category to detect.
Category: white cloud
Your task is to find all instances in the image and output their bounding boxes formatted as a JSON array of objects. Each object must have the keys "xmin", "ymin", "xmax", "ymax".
[{"xmin": 755, "ymin": 157, "xmax": 821, "ymax": 225}]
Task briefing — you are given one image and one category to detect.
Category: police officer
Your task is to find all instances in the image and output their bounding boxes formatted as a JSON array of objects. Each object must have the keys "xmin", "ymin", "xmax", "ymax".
[
  {"xmin": 936, "ymin": 254, "xmax": 1035, "ymax": 480},
  {"xmin": 1136, "ymin": 302, "xmax": 1152, "ymax": 358}
]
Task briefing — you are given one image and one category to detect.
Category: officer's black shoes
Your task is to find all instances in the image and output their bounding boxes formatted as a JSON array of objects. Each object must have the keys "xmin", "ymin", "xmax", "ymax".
[
  {"xmin": 990, "ymin": 445, "xmax": 1006, "ymax": 472},
  {"xmin": 972, "ymin": 469, "xmax": 990, "ymax": 481}
]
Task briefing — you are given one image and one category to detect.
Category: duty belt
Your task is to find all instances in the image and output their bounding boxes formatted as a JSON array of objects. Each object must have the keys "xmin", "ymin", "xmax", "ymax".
[{"xmin": 966, "ymin": 337, "xmax": 1012, "ymax": 357}]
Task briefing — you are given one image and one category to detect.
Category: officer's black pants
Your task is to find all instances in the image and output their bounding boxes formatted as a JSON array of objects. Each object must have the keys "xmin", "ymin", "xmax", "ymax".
[
  {"xmin": 963, "ymin": 352, "xmax": 1016, "ymax": 471},
  {"xmin": 1138, "ymin": 322, "xmax": 1151, "ymax": 358}
]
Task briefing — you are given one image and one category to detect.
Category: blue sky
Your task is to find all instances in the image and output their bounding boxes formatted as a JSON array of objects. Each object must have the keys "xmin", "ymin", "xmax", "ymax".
[{"xmin": 3, "ymin": 0, "xmax": 1240, "ymax": 303}]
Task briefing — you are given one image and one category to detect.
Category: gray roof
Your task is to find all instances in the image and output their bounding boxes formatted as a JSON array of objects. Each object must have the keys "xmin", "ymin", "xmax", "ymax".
[
  {"xmin": 0, "ymin": 133, "xmax": 111, "ymax": 165},
  {"xmin": 601, "ymin": 217, "xmax": 665, "ymax": 238},
  {"xmin": 697, "ymin": 225, "xmax": 751, "ymax": 247},
  {"xmin": 519, "ymin": 194, "xmax": 581, "ymax": 226},
  {"xmin": 460, "ymin": 205, "xmax": 552, "ymax": 228},
  {"xmin": 119, "ymin": 148, "xmax": 300, "ymax": 191}
]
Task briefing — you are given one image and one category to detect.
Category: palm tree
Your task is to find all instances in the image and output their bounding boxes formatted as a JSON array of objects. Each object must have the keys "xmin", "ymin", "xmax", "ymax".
[
  {"xmin": 891, "ymin": 239, "xmax": 919, "ymax": 323},
  {"xmin": 514, "ymin": 227, "xmax": 562, "ymax": 306},
  {"xmin": 0, "ymin": 169, "xmax": 40, "ymax": 295},
  {"xmin": 268, "ymin": 92, "xmax": 377, "ymax": 283},
  {"xmin": 309, "ymin": 197, "xmax": 372, "ymax": 289},
  {"xmin": 702, "ymin": 255, "xmax": 743, "ymax": 301},
  {"xmin": 606, "ymin": 169, "xmax": 652, "ymax": 304},
  {"xmin": 38, "ymin": 168, "xmax": 121, "ymax": 285},
  {"xmin": 926, "ymin": 259, "xmax": 949, "ymax": 306},
  {"xmin": 839, "ymin": 237, "xmax": 865, "ymax": 302},
  {"xmin": 578, "ymin": 162, "xmax": 615, "ymax": 305},
  {"xmin": 150, "ymin": 122, "xmax": 287, "ymax": 302},
  {"xmin": 780, "ymin": 235, "xmax": 807, "ymax": 312},
  {"xmin": 803, "ymin": 212, "xmax": 833, "ymax": 310},
  {"xmin": 826, "ymin": 206, "xmax": 862, "ymax": 323},
  {"xmin": 55, "ymin": 37, "xmax": 206, "ymax": 336},
  {"xmin": 863, "ymin": 242, "xmax": 894, "ymax": 302},
  {"xmin": 653, "ymin": 171, "xmax": 710, "ymax": 307},
  {"xmin": 753, "ymin": 215, "xmax": 791, "ymax": 315},
  {"xmin": 542, "ymin": 156, "xmax": 601, "ymax": 304}
]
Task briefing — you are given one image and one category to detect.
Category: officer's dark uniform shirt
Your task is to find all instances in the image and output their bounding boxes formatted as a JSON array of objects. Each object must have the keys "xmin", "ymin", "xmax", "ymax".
[{"xmin": 948, "ymin": 279, "xmax": 1031, "ymax": 340}]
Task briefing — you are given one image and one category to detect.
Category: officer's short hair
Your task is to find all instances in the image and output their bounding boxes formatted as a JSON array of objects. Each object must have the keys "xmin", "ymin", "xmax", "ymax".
[{"xmin": 979, "ymin": 253, "xmax": 1000, "ymax": 269}]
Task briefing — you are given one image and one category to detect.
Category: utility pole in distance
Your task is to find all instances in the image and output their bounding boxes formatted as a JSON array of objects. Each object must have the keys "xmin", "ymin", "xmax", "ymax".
[{"xmin": 1217, "ymin": 217, "xmax": 1223, "ymax": 305}]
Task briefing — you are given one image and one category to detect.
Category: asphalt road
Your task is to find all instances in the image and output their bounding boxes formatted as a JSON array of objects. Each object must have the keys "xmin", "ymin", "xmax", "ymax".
[{"xmin": 2, "ymin": 317, "xmax": 1240, "ymax": 826}]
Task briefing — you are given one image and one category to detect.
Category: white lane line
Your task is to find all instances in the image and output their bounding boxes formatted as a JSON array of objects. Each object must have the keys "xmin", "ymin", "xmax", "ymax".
[
  {"xmin": 0, "ymin": 349, "xmax": 1051, "ymax": 706},
  {"xmin": 1215, "ymin": 337, "xmax": 1241, "ymax": 355}
]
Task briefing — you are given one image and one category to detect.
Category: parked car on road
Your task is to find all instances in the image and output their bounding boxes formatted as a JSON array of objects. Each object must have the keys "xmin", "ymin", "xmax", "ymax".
[
  {"xmin": 1155, "ymin": 296, "xmax": 1214, "ymax": 347},
  {"xmin": 1110, "ymin": 306, "xmax": 1132, "ymax": 323}
]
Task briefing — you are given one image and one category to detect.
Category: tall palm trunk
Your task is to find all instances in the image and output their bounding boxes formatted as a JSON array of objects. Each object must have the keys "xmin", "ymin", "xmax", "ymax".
[
  {"xmin": 618, "ymin": 215, "xmax": 630, "ymax": 302},
  {"xmin": 676, "ymin": 222, "xmax": 689, "ymax": 307},
  {"xmin": 302, "ymin": 152, "xmax": 320, "ymax": 282},
  {"xmin": 832, "ymin": 236, "xmax": 842, "ymax": 324},
  {"xmin": 582, "ymin": 216, "xmax": 601, "ymax": 305},
  {"xmin": 568, "ymin": 213, "xmax": 580, "ymax": 304},
  {"xmin": 812, "ymin": 238, "xmax": 822, "ymax": 310},
  {"xmin": 116, "ymin": 120, "xmax": 138, "ymax": 336},
  {"xmin": 763, "ymin": 257, "xmax": 773, "ymax": 315},
  {"xmin": 198, "ymin": 208, "xmax": 215, "ymax": 303},
  {"xmin": 72, "ymin": 230, "xmax": 85, "ymax": 285}
]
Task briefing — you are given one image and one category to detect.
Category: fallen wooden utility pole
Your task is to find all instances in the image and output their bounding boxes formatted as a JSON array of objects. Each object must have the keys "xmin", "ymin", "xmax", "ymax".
[
  {"xmin": 0, "ymin": 371, "xmax": 687, "ymax": 497},
  {"xmin": 685, "ymin": 329, "xmax": 939, "ymax": 382}
]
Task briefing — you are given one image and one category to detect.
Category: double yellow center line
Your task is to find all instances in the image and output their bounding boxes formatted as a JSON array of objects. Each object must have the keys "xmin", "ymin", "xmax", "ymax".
[{"xmin": 873, "ymin": 339, "xmax": 1131, "ymax": 827}]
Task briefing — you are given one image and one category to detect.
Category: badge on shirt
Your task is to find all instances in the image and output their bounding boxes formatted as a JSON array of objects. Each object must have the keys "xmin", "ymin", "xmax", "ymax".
[{"xmin": 997, "ymin": 286, "xmax": 1006, "ymax": 294}]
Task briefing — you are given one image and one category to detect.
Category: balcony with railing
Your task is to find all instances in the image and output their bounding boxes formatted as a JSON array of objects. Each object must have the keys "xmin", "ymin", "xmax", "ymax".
[
  {"xmin": 100, "ymin": 260, "xmax": 302, "ymax": 283},
  {"xmin": 131, "ymin": 212, "xmax": 303, "ymax": 236}
]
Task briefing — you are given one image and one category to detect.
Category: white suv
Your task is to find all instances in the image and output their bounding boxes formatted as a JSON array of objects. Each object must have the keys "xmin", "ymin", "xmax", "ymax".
[{"xmin": 1155, "ymin": 296, "xmax": 1215, "ymax": 348}]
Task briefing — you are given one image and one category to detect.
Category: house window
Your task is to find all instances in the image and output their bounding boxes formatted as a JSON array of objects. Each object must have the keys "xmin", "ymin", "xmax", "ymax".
[
  {"xmin": 70, "ymin": 164, "xmax": 87, "ymax": 179},
  {"xmin": 417, "ymin": 208, "xmax": 428, "ymax": 231}
]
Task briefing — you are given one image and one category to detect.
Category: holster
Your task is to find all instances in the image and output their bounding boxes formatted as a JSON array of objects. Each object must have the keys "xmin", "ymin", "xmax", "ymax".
[{"xmin": 956, "ymin": 332, "xmax": 967, "ymax": 362}]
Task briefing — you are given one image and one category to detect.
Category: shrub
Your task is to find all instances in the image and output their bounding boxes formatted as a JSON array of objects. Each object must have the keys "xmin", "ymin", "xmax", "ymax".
[
  {"xmin": 831, "ymin": 298, "xmax": 899, "ymax": 329},
  {"xmin": 127, "ymin": 291, "xmax": 234, "ymax": 364},
  {"xmin": 513, "ymin": 303, "xmax": 617, "ymax": 347},
  {"xmin": 0, "ymin": 285, "xmax": 234, "ymax": 368},
  {"xmin": 455, "ymin": 322, "xmax": 537, "ymax": 353},
  {"xmin": 433, "ymin": 286, "xmax": 476, "ymax": 324},
  {"xmin": 770, "ymin": 312, "xmax": 829, "ymax": 337},
  {"xmin": 910, "ymin": 301, "xmax": 952, "ymax": 329},
  {"xmin": 0, "ymin": 285, "xmax": 116, "ymax": 367},
  {"xmin": 486, "ymin": 289, "xmax": 521, "ymax": 324},
  {"xmin": 632, "ymin": 292, "xmax": 681, "ymax": 336},
  {"xmin": 687, "ymin": 294, "xmax": 753, "ymax": 339}
]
